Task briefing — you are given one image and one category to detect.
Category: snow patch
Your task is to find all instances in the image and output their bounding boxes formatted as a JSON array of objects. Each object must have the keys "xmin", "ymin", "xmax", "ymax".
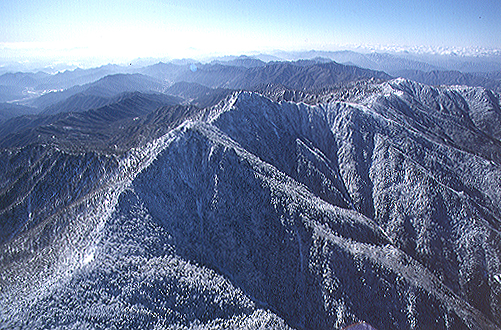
[{"xmin": 82, "ymin": 249, "xmax": 95, "ymax": 265}]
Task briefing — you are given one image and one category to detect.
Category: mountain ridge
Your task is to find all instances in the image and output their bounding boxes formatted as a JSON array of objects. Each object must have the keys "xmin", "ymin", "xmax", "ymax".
[
  {"xmin": 1, "ymin": 78, "xmax": 500, "ymax": 329},
  {"xmin": 3, "ymin": 54, "xmax": 501, "ymax": 123}
]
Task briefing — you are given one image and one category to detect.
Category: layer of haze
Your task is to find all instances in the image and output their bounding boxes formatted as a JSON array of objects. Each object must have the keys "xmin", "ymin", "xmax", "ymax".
[{"xmin": 1, "ymin": 0, "xmax": 500, "ymax": 66}]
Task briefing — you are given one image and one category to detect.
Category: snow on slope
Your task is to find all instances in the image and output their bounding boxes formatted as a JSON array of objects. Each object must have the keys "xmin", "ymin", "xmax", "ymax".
[{"xmin": 1, "ymin": 78, "xmax": 500, "ymax": 330}]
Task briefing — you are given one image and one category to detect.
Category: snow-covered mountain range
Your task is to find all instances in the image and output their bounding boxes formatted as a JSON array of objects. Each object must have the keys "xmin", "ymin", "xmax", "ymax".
[{"xmin": 0, "ymin": 58, "xmax": 500, "ymax": 329}]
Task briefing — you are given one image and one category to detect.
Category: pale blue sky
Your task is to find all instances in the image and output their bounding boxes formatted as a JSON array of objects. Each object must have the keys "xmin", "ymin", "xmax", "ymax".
[{"xmin": 1, "ymin": 0, "xmax": 500, "ymax": 64}]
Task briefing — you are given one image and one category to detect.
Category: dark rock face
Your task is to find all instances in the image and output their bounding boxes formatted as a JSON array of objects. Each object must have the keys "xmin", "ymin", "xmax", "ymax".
[{"xmin": 0, "ymin": 79, "xmax": 500, "ymax": 330}]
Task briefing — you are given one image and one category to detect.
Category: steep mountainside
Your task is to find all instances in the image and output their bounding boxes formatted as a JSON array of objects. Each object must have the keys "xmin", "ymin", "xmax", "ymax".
[
  {"xmin": 41, "ymin": 90, "xmax": 181, "ymax": 116},
  {"xmin": 395, "ymin": 70, "xmax": 501, "ymax": 92},
  {"xmin": 27, "ymin": 74, "xmax": 166, "ymax": 110},
  {"xmin": 0, "ymin": 79, "xmax": 500, "ymax": 330},
  {"xmin": 165, "ymin": 82, "xmax": 233, "ymax": 108},
  {"xmin": 0, "ymin": 103, "xmax": 37, "ymax": 123},
  {"xmin": 1, "ymin": 60, "xmax": 388, "ymax": 117},
  {"xmin": 229, "ymin": 61, "xmax": 390, "ymax": 90},
  {"xmin": 0, "ymin": 65, "xmax": 128, "ymax": 92},
  {"xmin": 0, "ymin": 92, "xmax": 184, "ymax": 151},
  {"xmin": 0, "ymin": 84, "xmax": 27, "ymax": 103},
  {"xmin": 169, "ymin": 60, "xmax": 390, "ymax": 90},
  {"xmin": 40, "ymin": 94, "xmax": 114, "ymax": 116}
]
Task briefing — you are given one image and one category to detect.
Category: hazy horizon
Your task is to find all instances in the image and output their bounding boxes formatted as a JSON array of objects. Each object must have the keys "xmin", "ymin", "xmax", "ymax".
[{"xmin": 1, "ymin": 0, "xmax": 500, "ymax": 70}]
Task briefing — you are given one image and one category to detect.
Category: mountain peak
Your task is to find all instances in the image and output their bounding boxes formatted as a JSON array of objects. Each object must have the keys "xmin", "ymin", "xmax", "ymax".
[{"xmin": 1, "ymin": 58, "xmax": 501, "ymax": 330}]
